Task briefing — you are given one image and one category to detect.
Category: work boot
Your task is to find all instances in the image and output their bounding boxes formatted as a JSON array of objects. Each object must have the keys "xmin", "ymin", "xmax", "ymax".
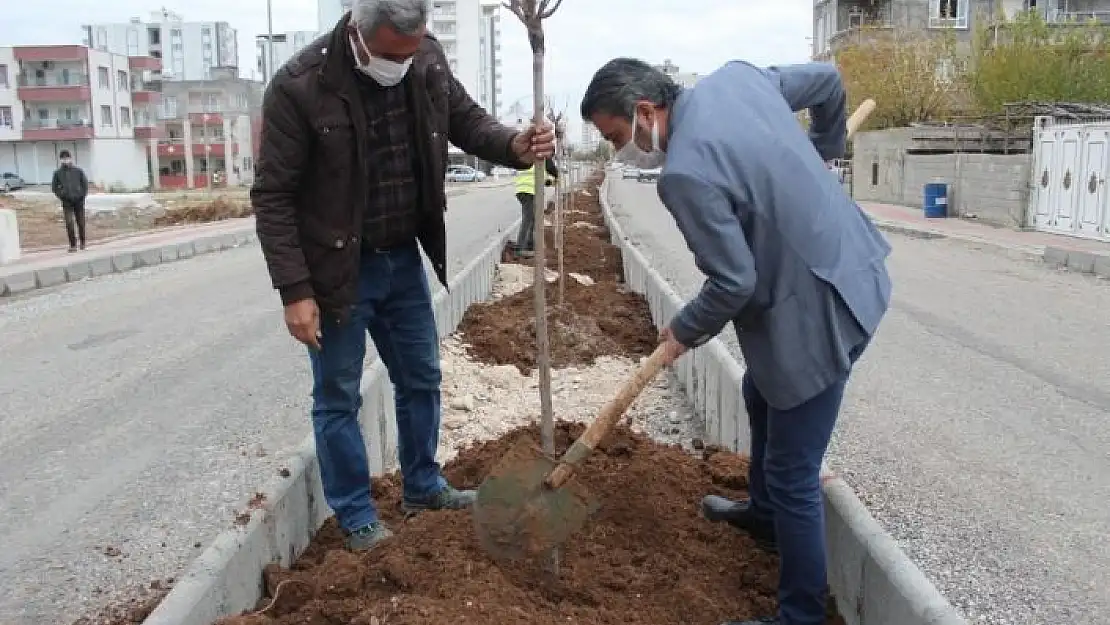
[
  {"xmin": 79, "ymin": 242, "xmax": 86, "ymax": 250},
  {"xmin": 345, "ymin": 521, "xmax": 394, "ymax": 551},
  {"xmin": 701, "ymin": 495, "xmax": 778, "ymax": 553},
  {"xmin": 722, "ymin": 618, "xmax": 778, "ymax": 625},
  {"xmin": 402, "ymin": 485, "xmax": 477, "ymax": 516},
  {"xmin": 68, "ymin": 246, "xmax": 77, "ymax": 253}
]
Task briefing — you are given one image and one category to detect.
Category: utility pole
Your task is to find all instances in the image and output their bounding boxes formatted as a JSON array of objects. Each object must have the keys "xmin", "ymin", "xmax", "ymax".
[{"xmin": 266, "ymin": 0, "xmax": 276, "ymax": 82}]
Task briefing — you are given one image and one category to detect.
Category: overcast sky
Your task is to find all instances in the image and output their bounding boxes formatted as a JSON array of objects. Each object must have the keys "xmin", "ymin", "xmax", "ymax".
[{"xmin": 0, "ymin": 0, "xmax": 813, "ymax": 140}]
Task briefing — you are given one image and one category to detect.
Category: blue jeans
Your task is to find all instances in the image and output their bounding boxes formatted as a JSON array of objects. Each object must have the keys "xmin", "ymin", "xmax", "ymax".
[
  {"xmin": 744, "ymin": 362, "xmax": 858, "ymax": 625},
  {"xmin": 308, "ymin": 243, "xmax": 447, "ymax": 532}
]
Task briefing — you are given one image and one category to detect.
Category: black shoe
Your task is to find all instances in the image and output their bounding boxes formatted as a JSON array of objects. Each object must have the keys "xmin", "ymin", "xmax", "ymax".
[
  {"xmin": 722, "ymin": 618, "xmax": 778, "ymax": 625},
  {"xmin": 67, "ymin": 246, "xmax": 77, "ymax": 253},
  {"xmin": 401, "ymin": 485, "xmax": 477, "ymax": 516},
  {"xmin": 701, "ymin": 495, "xmax": 778, "ymax": 553}
]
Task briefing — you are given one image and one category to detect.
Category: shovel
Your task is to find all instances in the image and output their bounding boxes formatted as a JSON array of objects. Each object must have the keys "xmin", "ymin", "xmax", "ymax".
[{"xmin": 472, "ymin": 343, "xmax": 671, "ymax": 561}]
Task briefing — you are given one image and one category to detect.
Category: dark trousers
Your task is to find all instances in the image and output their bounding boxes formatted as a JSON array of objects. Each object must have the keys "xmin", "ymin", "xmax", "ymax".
[
  {"xmin": 308, "ymin": 243, "xmax": 446, "ymax": 531},
  {"xmin": 62, "ymin": 199, "xmax": 87, "ymax": 248},
  {"xmin": 515, "ymin": 192, "xmax": 535, "ymax": 251},
  {"xmin": 744, "ymin": 370, "xmax": 851, "ymax": 625}
]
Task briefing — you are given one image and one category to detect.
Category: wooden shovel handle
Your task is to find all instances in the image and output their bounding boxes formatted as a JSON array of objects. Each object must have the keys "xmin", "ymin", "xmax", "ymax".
[{"xmin": 545, "ymin": 343, "xmax": 672, "ymax": 489}]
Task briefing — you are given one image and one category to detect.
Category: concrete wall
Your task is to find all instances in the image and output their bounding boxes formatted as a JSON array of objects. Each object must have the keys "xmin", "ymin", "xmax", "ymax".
[{"xmin": 852, "ymin": 128, "xmax": 1033, "ymax": 228}]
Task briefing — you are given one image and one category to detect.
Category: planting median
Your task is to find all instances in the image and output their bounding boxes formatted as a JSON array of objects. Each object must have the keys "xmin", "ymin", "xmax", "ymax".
[{"xmin": 137, "ymin": 172, "xmax": 847, "ymax": 625}]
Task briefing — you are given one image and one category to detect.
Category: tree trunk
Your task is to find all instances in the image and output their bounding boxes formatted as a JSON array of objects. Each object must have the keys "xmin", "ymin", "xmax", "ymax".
[
  {"xmin": 530, "ymin": 49, "xmax": 554, "ymax": 458},
  {"xmin": 556, "ymin": 148, "xmax": 565, "ymax": 305}
]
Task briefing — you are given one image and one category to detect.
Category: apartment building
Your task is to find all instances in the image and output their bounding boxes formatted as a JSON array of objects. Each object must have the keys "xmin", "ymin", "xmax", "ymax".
[
  {"xmin": 812, "ymin": 0, "xmax": 1110, "ymax": 59},
  {"xmin": 652, "ymin": 59, "xmax": 701, "ymax": 89},
  {"xmin": 154, "ymin": 66, "xmax": 263, "ymax": 189},
  {"xmin": 256, "ymin": 31, "xmax": 318, "ymax": 83},
  {"xmin": 82, "ymin": 10, "xmax": 239, "ymax": 82},
  {"xmin": 0, "ymin": 45, "xmax": 160, "ymax": 190},
  {"xmin": 477, "ymin": 0, "xmax": 503, "ymax": 118}
]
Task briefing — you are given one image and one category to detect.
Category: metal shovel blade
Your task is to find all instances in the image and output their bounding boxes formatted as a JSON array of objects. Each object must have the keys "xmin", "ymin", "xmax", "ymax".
[{"xmin": 472, "ymin": 437, "xmax": 600, "ymax": 561}]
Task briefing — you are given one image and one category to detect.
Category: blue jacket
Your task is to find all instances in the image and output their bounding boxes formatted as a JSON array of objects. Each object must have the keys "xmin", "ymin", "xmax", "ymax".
[{"xmin": 659, "ymin": 61, "xmax": 892, "ymax": 409}]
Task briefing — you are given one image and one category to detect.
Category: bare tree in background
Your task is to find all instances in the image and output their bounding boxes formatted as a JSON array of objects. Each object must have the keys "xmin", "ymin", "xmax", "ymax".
[{"xmin": 503, "ymin": 0, "xmax": 563, "ymax": 460}]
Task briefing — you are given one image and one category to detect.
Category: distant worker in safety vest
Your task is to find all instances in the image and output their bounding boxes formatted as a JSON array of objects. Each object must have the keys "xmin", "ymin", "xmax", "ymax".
[{"xmin": 513, "ymin": 158, "xmax": 560, "ymax": 258}]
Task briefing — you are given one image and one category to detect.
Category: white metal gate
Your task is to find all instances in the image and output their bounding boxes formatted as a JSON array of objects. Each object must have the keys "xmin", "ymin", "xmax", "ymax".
[{"xmin": 1030, "ymin": 118, "xmax": 1110, "ymax": 241}]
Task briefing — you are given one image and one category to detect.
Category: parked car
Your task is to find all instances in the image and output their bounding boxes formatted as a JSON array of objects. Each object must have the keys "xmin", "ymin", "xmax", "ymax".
[
  {"xmin": 621, "ymin": 166, "xmax": 640, "ymax": 180},
  {"xmin": 637, "ymin": 167, "xmax": 662, "ymax": 182},
  {"xmin": 445, "ymin": 165, "xmax": 487, "ymax": 183},
  {"xmin": 1, "ymin": 172, "xmax": 26, "ymax": 192}
]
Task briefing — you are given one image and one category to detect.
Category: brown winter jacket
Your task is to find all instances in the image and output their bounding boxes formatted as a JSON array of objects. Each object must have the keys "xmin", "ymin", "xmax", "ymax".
[{"xmin": 251, "ymin": 14, "xmax": 526, "ymax": 320}]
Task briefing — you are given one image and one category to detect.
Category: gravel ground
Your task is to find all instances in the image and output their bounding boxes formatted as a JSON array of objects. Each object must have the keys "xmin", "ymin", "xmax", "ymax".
[
  {"xmin": 606, "ymin": 179, "xmax": 1110, "ymax": 625},
  {"xmin": 0, "ymin": 185, "xmax": 521, "ymax": 625},
  {"xmin": 440, "ymin": 262, "xmax": 700, "ymax": 461}
]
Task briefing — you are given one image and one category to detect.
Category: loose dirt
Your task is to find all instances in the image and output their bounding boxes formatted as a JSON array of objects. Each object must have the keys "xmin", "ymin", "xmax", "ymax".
[
  {"xmin": 457, "ymin": 184, "xmax": 654, "ymax": 375},
  {"xmin": 218, "ymin": 423, "xmax": 823, "ymax": 625}
]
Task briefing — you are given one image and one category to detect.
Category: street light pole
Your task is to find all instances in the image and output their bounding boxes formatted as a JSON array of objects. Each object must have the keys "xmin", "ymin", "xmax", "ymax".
[{"xmin": 266, "ymin": 0, "xmax": 276, "ymax": 81}]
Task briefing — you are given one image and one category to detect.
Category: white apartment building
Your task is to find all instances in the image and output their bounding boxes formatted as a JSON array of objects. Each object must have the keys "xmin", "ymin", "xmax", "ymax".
[
  {"xmin": 82, "ymin": 10, "xmax": 239, "ymax": 82},
  {"xmin": 653, "ymin": 59, "xmax": 701, "ymax": 89},
  {"xmin": 256, "ymin": 31, "xmax": 318, "ymax": 83},
  {"xmin": 477, "ymin": 0, "xmax": 502, "ymax": 118},
  {"xmin": 580, "ymin": 123, "xmax": 602, "ymax": 153},
  {"xmin": 0, "ymin": 45, "xmax": 159, "ymax": 190}
]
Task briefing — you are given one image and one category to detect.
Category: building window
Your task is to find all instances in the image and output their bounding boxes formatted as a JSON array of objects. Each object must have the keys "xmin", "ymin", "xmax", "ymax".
[
  {"xmin": 0, "ymin": 106, "xmax": 12, "ymax": 128},
  {"xmin": 929, "ymin": 0, "xmax": 969, "ymax": 28},
  {"xmin": 120, "ymin": 107, "xmax": 132, "ymax": 127},
  {"xmin": 127, "ymin": 28, "xmax": 140, "ymax": 56},
  {"xmin": 149, "ymin": 28, "xmax": 161, "ymax": 45},
  {"xmin": 97, "ymin": 66, "xmax": 110, "ymax": 89},
  {"xmin": 117, "ymin": 69, "xmax": 129, "ymax": 91},
  {"xmin": 100, "ymin": 105, "xmax": 113, "ymax": 126},
  {"xmin": 0, "ymin": 65, "xmax": 8, "ymax": 88}
]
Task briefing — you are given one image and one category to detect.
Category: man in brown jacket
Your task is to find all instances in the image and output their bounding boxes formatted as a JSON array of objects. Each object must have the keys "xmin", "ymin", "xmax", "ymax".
[{"xmin": 251, "ymin": 0, "xmax": 555, "ymax": 551}]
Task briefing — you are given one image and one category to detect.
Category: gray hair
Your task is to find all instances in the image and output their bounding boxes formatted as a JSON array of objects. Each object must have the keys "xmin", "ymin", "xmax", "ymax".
[
  {"xmin": 580, "ymin": 58, "xmax": 682, "ymax": 121},
  {"xmin": 351, "ymin": 0, "xmax": 428, "ymax": 36}
]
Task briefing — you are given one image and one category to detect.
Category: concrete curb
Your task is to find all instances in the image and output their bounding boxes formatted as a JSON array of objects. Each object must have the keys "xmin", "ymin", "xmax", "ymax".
[
  {"xmin": 600, "ymin": 179, "xmax": 967, "ymax": 625},
  {"xmin": 0, "ymin": 224, "xmax": 257, "ymax": 298},
  {"xmin": 141, "ymin": 223, "xmax": 515, "ymax": 625},
  {"xmin": 1041, "ymin": 244, "xmax": 1110, "ymax": 278}
]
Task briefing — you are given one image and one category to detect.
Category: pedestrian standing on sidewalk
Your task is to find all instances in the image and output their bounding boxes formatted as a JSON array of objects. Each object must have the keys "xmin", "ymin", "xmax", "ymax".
[
  {"xmin": 581, "ymin": 58, "xmax": 892, "ymax": 625},
  {"xmin": 512, "ymin": 158, "xmax": 559, "ymax": 258},
  {"xmin": 51, "ymin": 150, "xmax": 89, "ymax": 252},
  {"xmin": 251, "ymin": 0, "xmax": 555, "ymax": 552}
]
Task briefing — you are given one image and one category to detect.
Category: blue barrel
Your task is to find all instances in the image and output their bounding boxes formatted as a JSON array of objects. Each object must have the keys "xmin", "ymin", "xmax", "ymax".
[{"xmin": 923, "ymin": 182, "xmax": 948, "ymax": 218}]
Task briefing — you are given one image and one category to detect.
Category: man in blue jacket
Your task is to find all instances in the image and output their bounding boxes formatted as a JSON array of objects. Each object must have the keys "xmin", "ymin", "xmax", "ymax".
[{"xmin": 581, "ymin": 58, "xmax": 892, "ymax": 625}]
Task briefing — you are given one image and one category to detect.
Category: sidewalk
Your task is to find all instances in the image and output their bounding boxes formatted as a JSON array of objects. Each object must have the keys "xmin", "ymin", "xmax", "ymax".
[
  {"xmin": 861, "ymin": 201, "xmax": 1110, "ymax": 278},
  {"xmin": 0, "ymin": 217, "xmax": 256, "ymax": 298}
]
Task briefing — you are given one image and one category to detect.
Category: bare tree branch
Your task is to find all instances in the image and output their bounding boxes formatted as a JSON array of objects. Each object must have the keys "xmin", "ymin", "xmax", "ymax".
[{"xmin": 539, "ymin": 0, "xmax": 564, "ymax": 19}]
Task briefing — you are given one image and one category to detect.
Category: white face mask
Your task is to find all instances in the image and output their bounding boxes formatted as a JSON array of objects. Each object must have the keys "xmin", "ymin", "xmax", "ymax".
[
  {"xmin": 614, "ymin": 111, "xmax": 665, "ymax": 169},
  {"xmin": 349, "ymin": 30, "xmax": 413, "ymax": 87}
]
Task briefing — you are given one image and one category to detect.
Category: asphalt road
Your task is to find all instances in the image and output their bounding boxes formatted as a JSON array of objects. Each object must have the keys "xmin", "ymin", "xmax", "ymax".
[
  {"xmin": 0, "ymin": 183, "xmax": 521, "ymax": 624},
  {"xmin": 607, "ymin": 179, "xmax": 1110, "ymax": 625}
]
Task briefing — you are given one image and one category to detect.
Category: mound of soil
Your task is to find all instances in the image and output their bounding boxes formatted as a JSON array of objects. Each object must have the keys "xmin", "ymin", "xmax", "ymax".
[
  {"xmin": 459, "ymin": 279, "xmax": 656, "ymax": 375},
  {"xmin": 216, "ymin": 422, "xmax": 841, "ymax": 625},
  {"xmin": 151, "ymin": 196, "xmax": 253, "ymax": 226},
  {"xmin": 458, "ymin": 181, "xmax": 653, "ymax": 374}
]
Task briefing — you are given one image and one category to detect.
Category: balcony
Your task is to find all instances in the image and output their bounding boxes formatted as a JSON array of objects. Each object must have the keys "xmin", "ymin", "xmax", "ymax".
[
  {"xmin": 134, "ymin": 124, "xmax": 164, "ymax": 140},
  {"xmin": 189, "ymin": 111, "xmax": 223, "ymax": 125},
  {"xmin": 131, "ymin": 81, "xmax": 162, "ymax": 105},
  {"xmin": 23, "ymin": 119, "xmax": 94, "ymax": 141},
  {"xmin": 129, "ymin": 56, "xmax": 162, "ymax": 71},
  {"xmin": 17, "ymin": 73, "xmax": 91, "ymax": 102},
  {"xmin": 157, "ymin": 139, "xmax": 187, "ymax": 157},
  {"xmin": 13, "ymin": 45, "xmax": 87, "ymax": 63},
  {"xmin": 190, "ymin": 141, "xmax": 227, "ymax": 157}
]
